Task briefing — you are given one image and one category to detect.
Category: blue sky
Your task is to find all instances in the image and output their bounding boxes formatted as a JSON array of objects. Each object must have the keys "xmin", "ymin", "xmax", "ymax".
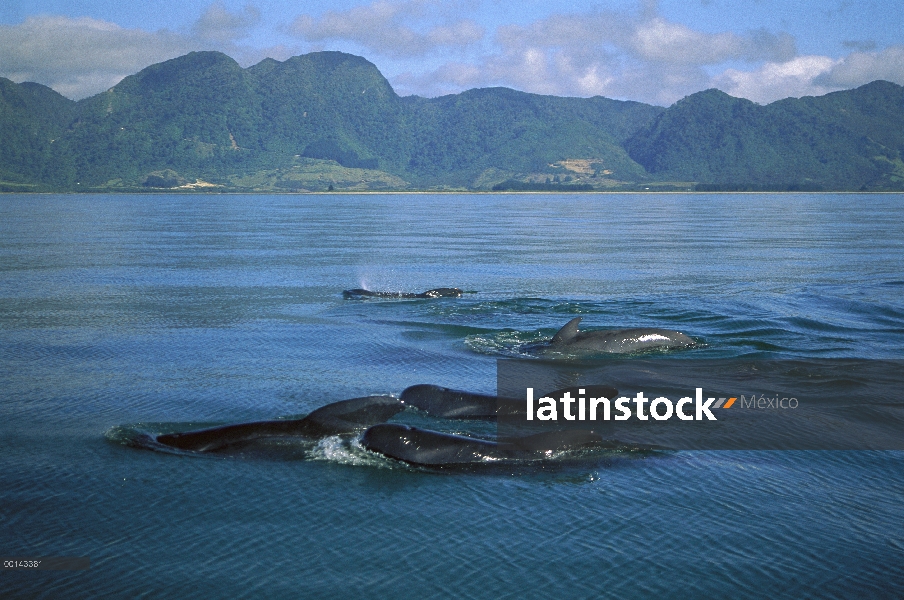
[{"xmin": 1, "ymin": 1, "xmax": 902, "ymax": 105}]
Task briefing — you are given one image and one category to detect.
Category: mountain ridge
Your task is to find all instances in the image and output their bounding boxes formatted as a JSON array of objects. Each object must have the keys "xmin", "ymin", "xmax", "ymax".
[
  {"xmin": 625, "ymin": 80, "xmax": 904, "ymax": 190},
  {"xmin": 1, "ymin": 50, "xmax": 902, "ymax": 192}
]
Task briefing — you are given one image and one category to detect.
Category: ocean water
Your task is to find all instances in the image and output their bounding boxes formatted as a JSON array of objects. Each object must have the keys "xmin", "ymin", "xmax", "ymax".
[{"xmin": 1, "ymin": 193, "xmax": 903, "ymax": 598}]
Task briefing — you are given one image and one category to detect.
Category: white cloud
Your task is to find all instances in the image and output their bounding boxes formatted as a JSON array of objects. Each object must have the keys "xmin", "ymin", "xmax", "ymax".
[
  {"xmin": 383, "ymin": 2, "xmax": 899, "ymax": 105},
  {"xmin": 386, "ymin": 4, "xmax": 801, "ymax": 105},
  {"xmin": 193, "ymin": 2, "xmax": 261, "ymax": 43},
  {"xmin": 633, "ymin": 19, "xmax": 727, "ymax": 63},
  {"xmin": 288, "ymin": 0, "xmax": 484, "ymax": 58},
  {"xmin": 711, "ymin": 47, "xmax": 904, "ymax": 105},
  {"xmin": 0, "ymin": 15, "xmax": 199, "ymax": 99},
  {"xmin": 714, "ymin": 55, "xmax": 840, "ymax": 104},
  {"xmin": 0, "ymin": 5, "xmax": 289, "ymax": 100},
  {"xmin": 815, "ymin": 46, "xmax": 904, "ymax": 88},
  {"xmin": 2, "ymin": 1, "xmax": 899, "ymax": 107}
]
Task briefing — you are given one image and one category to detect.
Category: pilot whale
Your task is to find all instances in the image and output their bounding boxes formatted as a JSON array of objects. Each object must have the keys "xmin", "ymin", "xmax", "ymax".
[
  {"xmin": 343, "ymin": 287, "xmax": 463, "ymax": 299},
  {"xmin": 400, "ymin": 384, "xmax": 517, "ymax": 419},
  {"xmin": 541, "ymin": 317, "xmax": 694, "ymax": 355},
  {"xmin": 156, "ymin": 395, "xmax": 404, "ymax": 452},
  {"xmin": 362, "ymin": 423, "xmax": 608, "ymax": 467},
  {"xmin": 400, "ymin": 384, "xmax": 618, "ymax": 420}
]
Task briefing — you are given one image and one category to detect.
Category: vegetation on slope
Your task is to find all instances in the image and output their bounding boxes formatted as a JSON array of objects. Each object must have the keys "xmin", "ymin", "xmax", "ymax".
[
  {"xmin": 0, "ymin": 78, "xmax": 75, "ymax": 186},
  {"xmin": 1, "ymin": 50, "xmax": 902, "ymax": 191},
  {"xmin": 625, "ymin": 81, "xmax": 904, "ymax": 190}
]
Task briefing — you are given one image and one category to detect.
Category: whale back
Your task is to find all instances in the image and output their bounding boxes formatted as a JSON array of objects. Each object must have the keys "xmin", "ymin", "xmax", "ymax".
[
  {"xmin": 551, "ymin": 317, "xmax": 582, "ymax": 345},
  {"xmin": 343, "ymin": 288, "xmax": 462, "ymax": 299},
  {"xmin": 362, "ymin": 424, "xmax": 498, "ymax": 465},
  {"xmin": 300, "ymin": 395, "xmax": 405, "ymax": 437},
  {"xmin": 343, "ymin": 289, "xmax": 416, "ymax": 298},
  {"xmin": 419, "ymin": 288, "xmax": 463, "ymax": 298},
  {"xmin": 504, "ymin": 430, "xmax": 604, "ymax": 453},
  {"xmin": 363, "ymin": 424, "xmax": 610, "ymax": 467},
  {"xmin": 156, "ymin": 395, "xmax": 403, "ymax": 452},
  {"xmin": 400, "ymin": 384, "xmax": 499, "ymax": 419},
  {"xmin": 156, "ymin": 420, "xmax": 299, "ymax": 452},
  {"xmin": 567, "ymin": 328, "xmax": 694, "ymax": 353}
]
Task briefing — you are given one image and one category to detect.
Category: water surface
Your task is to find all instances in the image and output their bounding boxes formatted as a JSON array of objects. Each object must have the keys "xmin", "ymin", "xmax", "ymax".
[{"xmin": 1, "ymin": 193, "xmax": 903, "ymax": 598}]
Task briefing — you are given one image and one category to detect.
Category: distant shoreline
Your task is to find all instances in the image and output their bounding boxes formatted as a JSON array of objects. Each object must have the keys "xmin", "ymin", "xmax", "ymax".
[{"xmin": 3, "ymin": 190, "xmax": 901, "ymax": 196}]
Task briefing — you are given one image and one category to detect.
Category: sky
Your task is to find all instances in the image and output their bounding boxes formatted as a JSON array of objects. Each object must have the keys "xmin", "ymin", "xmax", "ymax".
[{"xmin": 1, "ymin": 0, "xmax": 902, "ymax": 105}]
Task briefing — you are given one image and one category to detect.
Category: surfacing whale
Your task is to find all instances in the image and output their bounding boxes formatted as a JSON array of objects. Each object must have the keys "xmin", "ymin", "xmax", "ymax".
[
  {"xmin": 541, "ymin": 317, "xmax": 694, "ymax": 355},
  {"xmin": 156, "ymin": 395, "xmax": 404, "ymax": 452},
  {"xmin": 400, "ymin": 384, "xmax": 516, "ymax": 419},
  {"xmin": 400, "ymin": 384, "xmax": 618, "ymax": 420},
  {"xmin": 362, "ymin": 423, "xmax": 609, "ymax": 467},
  {"xmin": 343, "ymin": 287, "xmax": 463, "ymax": 299}
]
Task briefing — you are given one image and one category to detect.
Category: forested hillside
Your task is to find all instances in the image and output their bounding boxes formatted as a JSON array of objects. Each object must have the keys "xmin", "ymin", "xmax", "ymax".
[
  {"xmin": 0, "ymin": 78, "xmax": 75, "ymax": 189},
  {"xmin": 625, "ymin": 81, "xmax": 904, "ymax": 190},
  {"xmin": 1, "ymin": 50, "xmax": 902, "ymax": 191}
]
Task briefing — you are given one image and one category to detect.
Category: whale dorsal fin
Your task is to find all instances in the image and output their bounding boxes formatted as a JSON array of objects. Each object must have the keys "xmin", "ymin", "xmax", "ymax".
[{"xmin": 551, "ymin": 317, "xmax": 582, "ymax": 344}]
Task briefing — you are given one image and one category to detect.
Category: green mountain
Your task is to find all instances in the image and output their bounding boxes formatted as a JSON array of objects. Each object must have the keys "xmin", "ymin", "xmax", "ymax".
[
  {"xmin": 251, "ymin": 52, "xmax": 411, "ymax": 169},
  {"xmin": 625, "ymin": 81, "xmax": 904, "ymax": 190},
  {"xmin": 58, "ymin": 51, "xmax": 263, "ymax": 187},
  {"xmin": 1, "ymin": 50, "xmax": 902, "ymax": 191},
  {"xmin": 403, "ymin": 87, "xmax": 656, "ymax": 185},
  {"xmin": 0, "ymin": 51, "xmax": 663, "ymax": 191},
  {"xmin": 0, "ymin": 78, "xmax": 75, "ymax": 189}
]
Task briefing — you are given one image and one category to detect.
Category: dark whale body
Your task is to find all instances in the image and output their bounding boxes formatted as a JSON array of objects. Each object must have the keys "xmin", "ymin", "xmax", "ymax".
[
  {"xmin": 400, "ymin": 384, "xmax": 618, "ymax": 420},
  {"xmin": 156, "ymin": 396, "xmax": 404, "ymax": 452},
  {"xmin": 542, "ymin": 317, "xmax": 694, "ymax": 355},
  {"xmin": 343, "ymin": 287, "xmax": 463, "ymax": 299},
  {"xmin": 362, "ymin": 423, "xmax": 607, "ymax": 467},
  {"xmin": 400, "ymin": 384, "xmax": 516, "ymax": 419}
]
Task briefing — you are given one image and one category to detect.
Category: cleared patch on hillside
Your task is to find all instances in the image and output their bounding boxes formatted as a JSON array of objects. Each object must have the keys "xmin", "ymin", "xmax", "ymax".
[
  {"xmin": 550, "ymin": 159, "xmax": 613, "ymax": 176},
  {"xmin": 227, "ymin": 158, "xmax": 410, "ymax": 192}
]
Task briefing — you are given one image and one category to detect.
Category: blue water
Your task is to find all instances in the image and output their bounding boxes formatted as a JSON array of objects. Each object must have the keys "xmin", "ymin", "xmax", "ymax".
[{"xmin": 1, "ymin": 193, "xmax": 903, "ymax": 598}]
